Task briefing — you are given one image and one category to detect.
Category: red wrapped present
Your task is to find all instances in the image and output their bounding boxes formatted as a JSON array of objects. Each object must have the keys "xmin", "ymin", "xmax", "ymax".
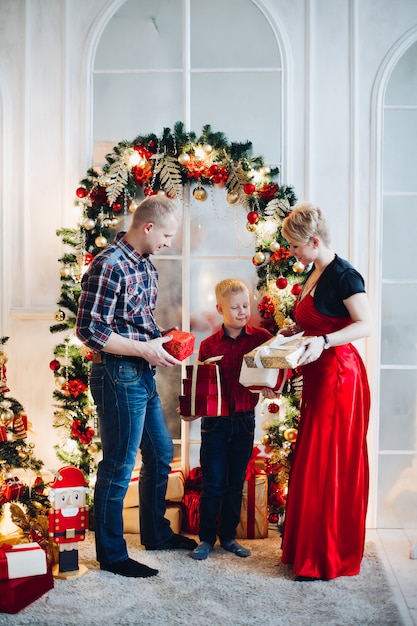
[
  {"xmin": 179, "ymin": 394, "xmax": 229, "ymax": 418},
  {"xmin": 0, "ymin": 566, "xmax": 53, "ymax": 614},
  {"xmin": 180, "ymin": 357, "xmax": 228, "ymax": 418},
  {"xmin": 0, "ymin": 426, "xmax": 7, "ymax": 442},
  {"xmin": 182, "ymin": 491, "xmax": 201, "ymax": 534},
  {"xmin": 236, "ymin": 448, "xmax": 269, "ymax": 539},
  {"xmin": 183, "ymin": 378, "xmax": 220, "ymax": 396},
  {"xmin": 163, "ymin": 329, "xmax": 195, "ymax": 361},
  {"xmin": 0, "ymin": 477, "xmax": 25, "ymax": 503},
  {"xmin": 0, "ymin": 542, "xmax": 48, "ymax": 580}
]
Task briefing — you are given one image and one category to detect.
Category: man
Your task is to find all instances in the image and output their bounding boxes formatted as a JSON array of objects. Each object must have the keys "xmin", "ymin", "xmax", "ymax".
[{"xmin": 76, "ymin": 195, "xmax": 197, "ymax": 578}]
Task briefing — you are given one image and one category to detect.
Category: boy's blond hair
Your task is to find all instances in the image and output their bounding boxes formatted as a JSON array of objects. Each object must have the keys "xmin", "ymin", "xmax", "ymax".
[{"xmin": 215, "ymin": 278, "xmax": 249, "ymax": 304}]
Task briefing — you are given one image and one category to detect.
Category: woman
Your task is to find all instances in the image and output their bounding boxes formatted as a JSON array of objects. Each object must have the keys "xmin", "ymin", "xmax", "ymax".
[{"xmin": 280, "ymin": 201, "xmax": 371, "ymax": 581}]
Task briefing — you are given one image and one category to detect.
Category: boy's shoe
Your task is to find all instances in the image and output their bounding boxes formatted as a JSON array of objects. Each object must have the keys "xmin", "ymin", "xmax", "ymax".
[
  {"xmin": 145, "ymin": 534, "xmax": 198, "ymax": 551},
  {"xmin": 220, "ymin": 539, "xmax": 251, "ymax": 558},
  {"xmin": 191, "ymin": 541, "xmax": 212, "ymax": 560}
]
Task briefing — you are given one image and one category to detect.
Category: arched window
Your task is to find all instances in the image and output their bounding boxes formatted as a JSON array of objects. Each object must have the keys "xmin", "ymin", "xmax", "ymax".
[
  {"xmin": 92, "ymin": 0, "xmax": 285, "ymax": 469},
  {"xmin": 378, "ymin": 39, "xmax": 417, "ymax": 527}
]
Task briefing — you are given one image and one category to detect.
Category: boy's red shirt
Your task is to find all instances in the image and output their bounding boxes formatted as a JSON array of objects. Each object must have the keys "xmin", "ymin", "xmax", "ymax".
[{"xmin": 198, "ymin": 324, "xmax": 272, "ymax": 413}]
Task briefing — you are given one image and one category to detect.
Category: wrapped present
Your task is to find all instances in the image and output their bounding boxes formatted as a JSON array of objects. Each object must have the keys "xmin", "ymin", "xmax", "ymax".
[
  {"xmin": 179, "ymin": 394, "xmax": 229, "ymax": 418},
  {"xmin": 163, "ymin": 329, "xmax": 195, "ymax": 361},
  {"xmin": 0, "ymin": 426, "xmax": 7, "ymax": 442},
  {"xmin": 180, "ymin": 357, "xmax": 228, "ymax": 418},
  {"xmin": 122, "ymin": 503, "xmax": 183, "ymax": 534},
  {"xmin": 124, "ymin": 467, "xmax": 184, "ymax": 509},
  {"xmin": 239, "ymin": 361, "xmax": 288, "ymax": 393},
  {"xmin": 183, "ymin": 378, "xmax": 219, "ymax": 396},
  {"xmin": 243, "ymin": 332, "xmax": 308, "ymax": 369},
  {"xmin": 0, "ymin": 542, "xmax": 48, "ymax": 580},
  {"xmin": 182, "ymin": 491, "xmax": 201, "ymax": 535},
  {"xmin": 236, "ymin": 448, "xmax": 269, "ymax": 539},
  {"xmin": 0, "ymin": 477, "xmax": 25, "ymax": 504},
  {"xmin": 0, "ymin": 566, "xmax": 53, "ymax": 614}
]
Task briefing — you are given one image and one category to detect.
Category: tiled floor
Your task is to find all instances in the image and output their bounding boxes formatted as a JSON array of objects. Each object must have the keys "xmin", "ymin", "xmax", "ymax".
[{"xmin": 368, "ymin": 528, "xmax": 417, "ymax": 625}]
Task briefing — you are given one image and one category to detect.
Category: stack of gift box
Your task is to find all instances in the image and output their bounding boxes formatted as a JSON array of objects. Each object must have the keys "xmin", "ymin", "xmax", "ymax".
[
  {"xmin": 179, "ymin": 358, "xmax": 229, "ymax": 418},
  {"xmin": 122, "ymin": 462, "xmax": 185, "ymax": 534},
  {"xmin": 0, "ymin": 542, "xmax": 53, "ymax": 614}
]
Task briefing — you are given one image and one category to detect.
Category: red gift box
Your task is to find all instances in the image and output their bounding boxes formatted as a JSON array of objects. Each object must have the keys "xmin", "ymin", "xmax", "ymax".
[
  {"xmin": 163, "ymin": 330, "xmax": 195, "ymax": 361},
  {"xmin": 0, "ymin": 566, "xmax": 54, "ymax": 614},
  {"xmin": 180, "ymin": 359, "xmax": 228, "ymax": 417},
  {"xmin": 0, "ymin": 426, "xmax": 7, "ymax": 442},
  {"xmin": 185, "ymin": 363, "xmax": 218, "ymax": 380},
  {"xmin": 0, "ymin": 477, "xmax": 25, "ymax": 503},
  {"xmin": 179, "ymin": 394, "xmax": 229, "ymax": 418},
  {"xmin": 183, "ymin": 378, "xmax": 220, "ymax": 395}
]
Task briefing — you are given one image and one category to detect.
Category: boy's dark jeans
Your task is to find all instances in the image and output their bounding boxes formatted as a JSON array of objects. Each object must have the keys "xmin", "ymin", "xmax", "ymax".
[{"xmin": 199, "ymin": 412, "xmax": 255, "ymax": 545}]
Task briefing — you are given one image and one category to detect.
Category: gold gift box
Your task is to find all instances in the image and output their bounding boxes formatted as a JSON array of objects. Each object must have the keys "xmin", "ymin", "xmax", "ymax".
[{"xmin": 243, "ymin": 333, "xmax": 308, "ymax": 369}]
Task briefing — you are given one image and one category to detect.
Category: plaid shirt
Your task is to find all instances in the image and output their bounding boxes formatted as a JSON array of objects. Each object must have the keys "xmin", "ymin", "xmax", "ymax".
[
  {"xmin": 198, "ymin": 324, "xmax": 272, "ymax": 413},
  {"xmin": 76, "ymin": 232, "xmax": 161, "ymax": 352}
]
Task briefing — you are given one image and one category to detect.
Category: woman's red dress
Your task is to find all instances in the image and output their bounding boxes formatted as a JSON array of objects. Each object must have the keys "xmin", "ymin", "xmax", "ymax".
[{"xmin": 281, "ymin": 294, "xmax": 370, "ymax": 580}]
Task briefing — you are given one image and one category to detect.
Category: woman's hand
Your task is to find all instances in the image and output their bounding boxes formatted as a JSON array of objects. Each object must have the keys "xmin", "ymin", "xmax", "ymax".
[{"xmin": 297, "ymin": 335, "xmax": 325, "ymax": 366}]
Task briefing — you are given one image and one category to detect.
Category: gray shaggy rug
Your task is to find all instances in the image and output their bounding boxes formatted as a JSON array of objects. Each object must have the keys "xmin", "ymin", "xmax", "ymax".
[{"xmin": 0, "ymin": 531, "xmax": 404, "ymax": 626}]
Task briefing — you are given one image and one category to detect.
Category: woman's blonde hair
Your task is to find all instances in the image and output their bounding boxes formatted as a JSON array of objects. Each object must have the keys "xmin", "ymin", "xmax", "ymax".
[{"xmin": 281, "ymin": 201, "xmax": 331, "ymax": 247}]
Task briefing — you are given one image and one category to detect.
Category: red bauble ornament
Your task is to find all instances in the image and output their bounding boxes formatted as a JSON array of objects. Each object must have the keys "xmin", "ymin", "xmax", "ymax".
[
  {"xmin": 276, "ymin": 277, "xmax": 288, "ymax": 289},
  {"xmin": 269, "ymin": 512, "xmax": 279, "ymax": 524},
  {"xmin": 84, "ymin": 252, "xmax": 94, "ymax": 265},
  {"xmin": 243, "ymin": 183, "xmax": 255, "ymax": 195},
  {"xmin": 76, "ymin": 187, "xmax": 87, "ymax": 198},
  {"xmin": 144, "ymin": 186, "xmax": 155, "ymax": 196},
  {"xmin": 268, "ymin": 402, "xmax": 279, "ymax": 414},
  {"xmin": 247, "ymin": 211, "xmax": 259, "ymax": 224},
  {"xmin": 112, "ymin": 202, "xmax": 122, "ymax": 212},
  {"xmin": 49, "ymin": 359, "xmax": 60, "ymax": 371},
  {"xmin": 291, "ymin": 284, "xmax": 302, "ymax": 295}
]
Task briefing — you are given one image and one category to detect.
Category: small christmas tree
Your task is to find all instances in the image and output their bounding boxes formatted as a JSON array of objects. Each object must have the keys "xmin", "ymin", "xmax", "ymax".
[
  {"xmin": 0, "ymin": 337, "xmax": 50, "ymax": 526},
  {"xmin": 246, "ymin": 194, "xmax": 309, "ymax": 531}
]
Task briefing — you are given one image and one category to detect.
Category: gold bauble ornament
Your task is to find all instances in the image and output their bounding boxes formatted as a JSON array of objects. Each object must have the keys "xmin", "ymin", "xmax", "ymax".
[
  {"xmin": 178, "ymin": 153, "xmax": 191, "ymax": 165},
  {"xmin": 83, "ymin": 218, "xmax": 96, "ymax": 231},
  {"xmin": 87, "ymin": 442, "xmax": 99, "ymax": 455},
  {"xmin": 246, "ymin": 223, "xmax": 257, "ymax": 232},
  {"xmin": 293, "ymin": 261, "xmax": 305, "ymax": 273},
  {"xmin": 60, "ymin": 267, "xmax": 71, "ymax": 278},
  {"xmin": 1, "ymin": 409, "xmax": 14, "ymax": 425},
  {"xmin": 0, "ymin": 351, "xmax": 8, "ymax": 367},
  {"xmin": 55, "ymin": 376, "xmax": 66, "ymax": 389},
  {"xmin": 157, "ymin": 190, "xmax": 166, "ymax": 196},
  {"xmin": 283, "ymin": 428, "xmax": 298, "ymax": 443},
  {"xmin": 261, "ymin": 420, "xmax": 271, "ymax": 431},
  {"xmin": 83, "ymin": 405, "xmax": 96, "ymax": 416},
  {"xmin": 260, "ymin": 433, "xmax": 271, "ymax": 446},
  {"xmin": 102, "ymin": 218, "xmax": 113, "ymax": 228},
  {"xmin": 95, "ymin": 235, "xmax": 108, "ymax": 248},
  {"xmin": 128, "ymin": 200, "xmax": 139, "ymax": 213},
  {"xmin": 54, "ymin": 309, "xmax": 65, "ymax": 322},
  {"xmin": 253, "ymin": 251, "xmax": 266, "ymax": 265},
  {"xmin": 226, "ymin": 192, "xmax": 238, "ymax": 204},
  {"xmin": 111, "ymin": 217, "xmax": 119, "ymax": 228},
  {"xmin": 203, "ymin": 143, "xmax": 212, "ymax": 154},
  {"xmin": 193, "ymin": 187, "xmax": 207, "ymax": 201},
  {"xmin": 270, "ymin": 241, "xmax": 280, "ymax": 253}
]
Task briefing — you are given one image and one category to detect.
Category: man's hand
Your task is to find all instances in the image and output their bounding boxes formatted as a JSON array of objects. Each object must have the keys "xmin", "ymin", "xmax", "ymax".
[{"xmin": 137, "ymin": 335, "xmax": 181, "ymax": 367}]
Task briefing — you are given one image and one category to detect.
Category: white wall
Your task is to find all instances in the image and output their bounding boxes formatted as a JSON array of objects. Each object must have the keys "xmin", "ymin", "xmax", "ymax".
[{"xmin": 1, "ymin": 0, "xmax": 417, "ymax": 523}]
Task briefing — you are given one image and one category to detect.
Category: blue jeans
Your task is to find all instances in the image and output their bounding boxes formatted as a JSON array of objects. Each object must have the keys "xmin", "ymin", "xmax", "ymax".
[
  {"xmin": 89, "ymin": 355, "xmax": 174, "ymax": 565},
  {"xmin": 199, "ymin": 413, "xmax": 255, "ymax": 546}
]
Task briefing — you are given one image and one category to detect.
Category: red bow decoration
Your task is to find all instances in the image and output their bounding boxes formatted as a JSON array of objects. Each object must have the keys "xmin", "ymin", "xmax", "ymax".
[{"xmin": 245, "ymin": 446, "xmax": 263, "ymax": 481}]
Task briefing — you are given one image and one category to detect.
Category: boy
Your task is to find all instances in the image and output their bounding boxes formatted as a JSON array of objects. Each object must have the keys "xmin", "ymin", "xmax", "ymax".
[{"xmin": 190, "ymin": 278, "xmax": 273, "ymax": 560}]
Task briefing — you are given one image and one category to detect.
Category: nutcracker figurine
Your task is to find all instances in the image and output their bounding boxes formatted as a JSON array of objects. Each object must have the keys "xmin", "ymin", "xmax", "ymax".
[{"xmin": 48, "ymin": 466, "xmax": 89, "ymax": 578}]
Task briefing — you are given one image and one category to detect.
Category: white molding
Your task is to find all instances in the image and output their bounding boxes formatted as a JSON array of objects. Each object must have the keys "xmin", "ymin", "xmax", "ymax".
[
  {"xmin": 0, "ymin": 73, "xmax": 11, "ymax": 336},
  {"xmin": 368, "ymin": 24, "xmax": 417, "ymax": 527}
]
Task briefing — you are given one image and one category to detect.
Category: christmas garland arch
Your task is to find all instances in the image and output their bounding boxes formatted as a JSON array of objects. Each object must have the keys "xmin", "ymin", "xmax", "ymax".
[{"xmin": 50, "ymin": 122, "xmax": 308, "ymax": 525}]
